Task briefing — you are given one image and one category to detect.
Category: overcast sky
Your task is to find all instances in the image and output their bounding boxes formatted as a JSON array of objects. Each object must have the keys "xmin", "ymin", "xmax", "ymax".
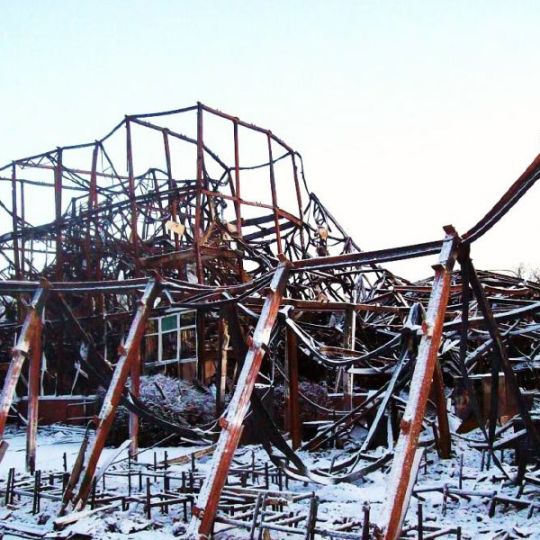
[{"xmin": 1, "ymin": 1, "xmax": 540, "ymax": 279}]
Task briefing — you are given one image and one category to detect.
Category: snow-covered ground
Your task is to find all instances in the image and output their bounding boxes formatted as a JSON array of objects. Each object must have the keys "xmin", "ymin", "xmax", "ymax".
[{"xmin": 1, "ymin": 425, "xmax": 539, "ymax": 538}]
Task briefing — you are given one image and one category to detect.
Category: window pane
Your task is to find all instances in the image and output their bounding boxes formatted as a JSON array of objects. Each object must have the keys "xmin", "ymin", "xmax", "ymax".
[
  {"xmin": 180, "ymin": 328, "xmax": 197, "ymax": 359},
  {"xmin": 162, "ymin": 314, "xmax": 178, "ymax": 332},
  {"xmin": 180, "ymin": 311, "xmax": 196, "ymax": 327},
  {"xmin": 162, "ymin": 331, "xmax": 178, "ymax": 362}
]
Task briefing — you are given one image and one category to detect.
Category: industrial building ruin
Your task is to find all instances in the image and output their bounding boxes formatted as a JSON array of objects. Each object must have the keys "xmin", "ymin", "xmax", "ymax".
[{"xmin": 1, "ymin": 103, "xmax": 540, "ymax": 539}]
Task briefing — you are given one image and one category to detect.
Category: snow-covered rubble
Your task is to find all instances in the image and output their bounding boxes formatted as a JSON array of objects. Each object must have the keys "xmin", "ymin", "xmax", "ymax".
[{"xmin": 1, "ymin": 425, "xmax": 540, "ymax": 538}]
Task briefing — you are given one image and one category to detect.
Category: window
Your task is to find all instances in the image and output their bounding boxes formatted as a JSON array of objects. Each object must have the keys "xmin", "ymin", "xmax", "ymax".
[{"xmin": 144, "ymin": 310, "xmax": 197, "ymax": 368}]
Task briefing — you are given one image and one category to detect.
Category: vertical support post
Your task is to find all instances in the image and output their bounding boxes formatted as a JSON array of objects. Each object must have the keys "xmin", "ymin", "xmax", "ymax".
[
  {"xmin": 85, "ymin": 144, "xmax": 99, "ymax": 281},
  {"xmin": 70, "ymin": 279, "xmax": 160, "ymax": 510},
  {"xmin": 188, "ymin": 262, "xmax": 290, "ymax": 538},
  {"xmin": 431, "ymin": 359, "xmax": 451, "ymax": 458},
  {"xmin": 291, "ymin": 153, "xmax": 306, "ymax": 253},
  {"xmin": 380, "ymin": 227, "xmax": 458, "ymax": 540},
  {"xmin": 285, "ymin": 323, "xmax": 301, "ymax": 450},
  {"xmin": 129, "ymin": 346, "xmax": 141, "ymax": 459},
  {"xmin": 11, "ymin": 164, "xmax": 22, "ymax": 319},
  {"xmin": 163, "ymin": 130, "xmax": 179, "ymax": 250},
  {"xmin": 126, "ymin": 119, "xmax": 140, "ymax": 273},
  {"xmin": 233, "ymin": 120, "xmax": 246, "ymax": 281},
  {"xmin": 216, "ymin": 312, "xmax": 229, "ymax": 417},
  {"xmin": 20, "ymin": 174, "xmax": 26, "ymax": 279},
  {"xmin": 26, "ymin": 309, "xmax": 43, "ymax": 474},
  {"xmin": 196, "ymin": 310, "xmax": 206, "ymax": 383},
  {"xmin": 54, "ymin": 149, "xmax": 63, "ymax": 281},
  {"xmin": 233, "ymin": 121, "xmax": 243, "ymax": 237},
  {"xmin": 266, "ymin": 132, "xmax": 282, "ymax": 254},
  {"xmin": 342, "ymin": 306, "xmax": 356, "ymax": 410},
  {"xmin": 0, "ymin": 286, "xmax": 48, "ymax": 461},
  {"xmin": 194, "ymin": 103, "xmax": 205, "ymax": 283},
  {"xmin": 10, "ymin": 164, "xmax": 20, "ymax": 280}
]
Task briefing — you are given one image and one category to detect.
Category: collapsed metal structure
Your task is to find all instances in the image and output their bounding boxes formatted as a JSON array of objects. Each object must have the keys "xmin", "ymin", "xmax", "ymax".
[{"xmin": 1, "ymin": 103, "xmax": 540, "ymax": 539}]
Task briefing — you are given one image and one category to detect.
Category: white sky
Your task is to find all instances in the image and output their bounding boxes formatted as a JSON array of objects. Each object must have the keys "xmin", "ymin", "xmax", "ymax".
[{"xmin": 1, "ymin": 1, "xmax": 540, "ymax": 280}]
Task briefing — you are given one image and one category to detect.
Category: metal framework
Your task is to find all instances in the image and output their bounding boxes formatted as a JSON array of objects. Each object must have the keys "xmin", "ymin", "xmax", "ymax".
[{"xmin": 1, "ymin": 104, "xmax": 540, "ymax": 539}]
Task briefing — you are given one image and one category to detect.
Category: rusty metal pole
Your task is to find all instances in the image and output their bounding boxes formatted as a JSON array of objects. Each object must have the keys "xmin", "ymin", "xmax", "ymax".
[
  {"xmin": 266, "ymin": 132, "xmax": 283, "ymax": 255},
  {"xmin": 194, "ymin": 103, "xmax": 205, "ymax": 283},
  {"xmin": 233, "ymin": 120, "xmax": 243, "ymax": 238},
  {"xmin": 216, "ymin": 313, "xmax": 229, "ymax": 417},
  {"xmin": 10, "ymin": 164, "xmax": 20, "ymax": 280},
  {"xmin": 342, "ymin": 306, "xmax": 356, "ymax": 410},
  {"xmin": 126, "ymin": 119, "xmax": 140, "ymax": 274},
  {"xmin": 232, "ymin": 119, "xmax": 246, "ymax": 281},
  {"xmin": 11, "ymin": 163, "xmax": 22, "ymax": 319},
  {"xmin": 163, "ymin": 129, "xmax": 179, "ymax": 250},
  {"xmin": 26, "ymin": 308, "xmax": 43, "ymax": 474},
  {"xmin": 195, "ymin": 104, "xmax": 207, "ymax": 383},
  {"xmin": 85, "ymin": 144, "xmax": 99, "ymax": 281},
  {"xmin": 379, "ymin": 227, "xmax": 458, "ymax": 540},
  {"xmin": 188, "ymin": 262, "xmax": 290, "ymax": 539},
  {"xmin": 290, "ymin": 153, "xmax": 306, "ymax": 251},
  {"xmin": 70, "ymin": 278, "xmax": 160, "ymax": 511},
  {"xmin": 129, "ymin": 345, "xmax": 141, "ymax": 459},
  {"xmin": 54, "ymin": 149, "xmax": 63, "ymax": 281},
  {"xmin": 431, "ymin": 359, "xmax": 451, "ymax": 459},
  {"xmin": 286, "ymin": 324, "xmax": 301, "ymax": 450},
  {"xmin": 0, "ymin": 286, "xmax": 48, "ymax": 463}
]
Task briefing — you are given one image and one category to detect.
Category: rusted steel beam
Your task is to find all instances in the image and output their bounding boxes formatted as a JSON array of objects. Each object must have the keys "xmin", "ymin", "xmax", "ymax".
[
  {"xmin": 379, "ymin": 228, "xmax": 458, "ymax": 540},
  {"xmin": 266, "ymin": 132, "xmax": 282, "ymax": 254},
  {"xmin": 291, "ymin": 153, "xmax": 306, "ymax": 252},
  {"xmin": 188, "ymin": 262, "xmax": 290, "ymax": 539},
  {"xmin": 125, "ymin": 119, "xmax": 140, "ymax": 273},
  {"xmin": 342, "ymin": 306, "xmax": 356, "ymax": 410},
  {"xmin": 232, "ymin": 120, "xmax": 243, "ymax": 238},
  {"xmin": 54, "ymin": 149, "xmax": 63, "ymax": 281},
  {"xmin": 162, "ymin": 130, "xmax": 180, "ymax": 251},
  {"xmin": 11, "ymin": 164, "xmax": 23, "ymax": 319},
  {"xmin": 293, "ymin": 240, "xmax": 443, "ymax": 272},
  {"xmin": 194, "ymin": 102, "xmax": 205, "ymax": 283},
  {"xmin": 465, "ymin": 256, "xmax": 540, "ymax": 450},
  {"xmin": 26, "ymin": 310, "xmax": 43, "ymax": 474},
  {"xmin": 285, "ymin": 324, "xmax": 301, "ymax": 450},
  {"xmin": 129, "ymin": 345, "xmax": 141, "ymax": 458},
  {"xmin": 431, "ymin": 359, "xmax": 451, "ymax": 459},
  {"xmin": 216, "ymin": 313, "xmax": 229, "ymax": 417},
  {"xmin": 196, "ymin": 310, "xmax": 206, "ymax": 382},
  {"xmin": 10, "ymin": 164, "xmax": 21, "ymax": 281},
  {"xmin": 0, "ymin": 285, "xmax": 48, "ymax": 461},
  {"xmin": 69, "ymin": 278, "xmax": 160, "ymax": 511}
]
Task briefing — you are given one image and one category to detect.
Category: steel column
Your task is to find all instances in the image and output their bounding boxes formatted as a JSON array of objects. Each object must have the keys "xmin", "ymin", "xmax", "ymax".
[
  {"xmin": 188, "ymin": 262, "xmax": 290, "ymax": 538},
  {"xmin": 54, "ymin": 149, "xmax": 63, "ymax": 281},
  {"xmin": 26, "ymin": 309, "xmax": 43, "ymax": 474},
  {"xmin": 0, "ymin": 286, "xmax": 48, "ymax": 462},
  {"xmin": 70, "ymin": 278, "xmax": 160, "ymax": 510},
  {"xmin": 379, "ymin": 227, "xmax": 458, "ymax": 540},
  {"xmin": 431, "ymin": 359, "xmax": 451, "ymax": 459},
  {"xmin": 285, "ymin": 324, "xmax": 301, "ymax": 450},
  {"xmin": 129, "ymin": 345, "xmax": 141, "ymax": 458},
  {"xmin": 342, "ymin": 306, "xmax": 356, "ymax": 410}
]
